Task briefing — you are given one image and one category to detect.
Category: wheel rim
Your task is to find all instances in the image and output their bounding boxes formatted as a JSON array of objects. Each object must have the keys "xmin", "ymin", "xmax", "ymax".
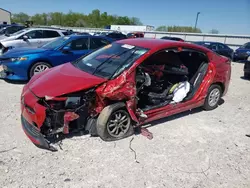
[
  {"xmin": 107, "ymin": 110, "xmax": 131, "ymax": 138},
  {"xmin": 208, "ymin": 88, "xmax": 220, "ymax": 107},
  {"xmin": 33, "ymin": 64, "xmax": 50, "ymax": 75}
]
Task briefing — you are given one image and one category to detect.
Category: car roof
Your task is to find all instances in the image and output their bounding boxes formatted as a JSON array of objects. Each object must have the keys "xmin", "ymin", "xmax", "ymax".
[
  {"xmin": 24, "ymin": 28, "xmax": 67, "ymax": 32},
  {"xmin": 69, "ymin": 35, "xmax": 112, "ymax": 40},
  {"xmin": 117, "ymin": 38, "xmax": 210, "ymax": 52},
  {"xmin": 195, "ymin": 41, "xmax": 224, "ymax": 45}
]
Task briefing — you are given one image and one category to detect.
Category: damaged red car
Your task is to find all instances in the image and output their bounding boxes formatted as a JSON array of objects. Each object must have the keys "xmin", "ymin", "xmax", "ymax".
[{"xmin": 21, "ymin": 39, "xmax": 231, "ymax": 151}]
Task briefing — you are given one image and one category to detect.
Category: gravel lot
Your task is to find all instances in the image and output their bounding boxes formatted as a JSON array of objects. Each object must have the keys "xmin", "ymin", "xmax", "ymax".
[{"xmin": 0, "ymin": 62, "xmax": 249, "ymax": 188}]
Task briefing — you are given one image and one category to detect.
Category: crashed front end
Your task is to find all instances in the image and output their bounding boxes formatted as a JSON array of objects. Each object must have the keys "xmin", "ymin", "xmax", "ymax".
[{"xmin": 21, "ymin": 86, "xmax": 97, "ymax": 151}]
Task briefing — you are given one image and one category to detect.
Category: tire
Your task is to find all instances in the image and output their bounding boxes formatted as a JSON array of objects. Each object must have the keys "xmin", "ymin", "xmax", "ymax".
[
  {"xmin": 244, "ymin": 72, "xmax": 250, "ymax": 79},
  {"xmin": 29, "ymin": 62, "xmax": 52, "ymax": 78},
  {"xmin": 203, "ymin": 84, "xmax": 222, "ymax": 111},
  {"xmin": 96, "ymin": 103, "xmax": 134, "ymax": 141}
]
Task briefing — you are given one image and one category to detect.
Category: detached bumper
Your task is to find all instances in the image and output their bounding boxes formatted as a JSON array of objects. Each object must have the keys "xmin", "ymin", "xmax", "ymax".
[{"xmin": 21, "ymin": 116, "xmax": 57, "ymax": 151}]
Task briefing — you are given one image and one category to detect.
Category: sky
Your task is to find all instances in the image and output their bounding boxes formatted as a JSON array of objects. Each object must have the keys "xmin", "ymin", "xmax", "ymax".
[{"xmin": 1, "ymin": 0, "xmax": 250, "ymax": 35}]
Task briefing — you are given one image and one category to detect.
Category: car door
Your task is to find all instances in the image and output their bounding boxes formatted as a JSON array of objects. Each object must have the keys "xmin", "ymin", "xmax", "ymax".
[
  {"xmin": 51, "ymin": 37, "xmax": 91, "ymax": 66},
  {"xmin": 217, "ymin": 44, "xmax": 233, "ymax": 59},
  {"xmin": 17, "ymin": 30, "xmax": 44, "ymax": 48},
  {"xmin": 41, "ymin": 30, "xmax": 61, "ymax": 46}
]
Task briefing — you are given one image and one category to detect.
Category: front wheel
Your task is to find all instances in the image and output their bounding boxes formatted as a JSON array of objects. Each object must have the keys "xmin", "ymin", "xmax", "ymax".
[
  {"xmin": 29, "ymin": 62, "xmax": 52, "ymax": 78},
  {"xmin": 96, "ymin": 103, "xmax": 134, "ymax": 141},
  {"xmin": 203, "ymin": 84, "xmax": 222, "ymax": 111}
]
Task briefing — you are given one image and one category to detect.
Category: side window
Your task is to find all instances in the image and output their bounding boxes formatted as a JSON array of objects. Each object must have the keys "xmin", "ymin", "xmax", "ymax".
[
  {"xmin": 25, "ymin": 30, "xmax": 43, "ymax": 39},
  {"xmin": 90, "ymin": 38, "xmax": 110, "ymax": 49},
  {"xmin": 210, "ymin": 44, "xmax": 218, "ymax": 50},
  {"xmin": 218, "ymin": 44, "xmax": 226, "ymax": 50},
  {"xmin": 43, "ymin": 30, "xmax": 60, "ymax": 38},
  {"xmin": 245, "ymin": 43, "xmax": 250, "ymax": 49},
  {"xmin": 66, "ymin": 38, "xmax": 89, "ymax": 50}
]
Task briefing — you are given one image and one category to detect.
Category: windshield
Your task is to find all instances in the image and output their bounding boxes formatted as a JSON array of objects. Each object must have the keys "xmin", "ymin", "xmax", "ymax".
[
  {"xmin": 73, "ymin": 43, "xmax": 148, "ymax": 79},
  {"xmin": 41, "ymin": 36, "xmax": 70, "ymax": 49},
  {"xmin": 0, "ymin": 28, "xmax": 6, "ymax": 35},
  {"xmin": 10, "ymin": 29, "xmax": 28, "ymax": 36},
  {"xmin": 242, "ymin": 43, "xmax": 250, "ymax": 49}
]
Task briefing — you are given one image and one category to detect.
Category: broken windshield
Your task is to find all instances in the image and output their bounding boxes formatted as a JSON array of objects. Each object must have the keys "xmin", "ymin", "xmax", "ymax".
[{"xmin": 72, "ymin": 43, "xmax": 148, "ymax": 79}]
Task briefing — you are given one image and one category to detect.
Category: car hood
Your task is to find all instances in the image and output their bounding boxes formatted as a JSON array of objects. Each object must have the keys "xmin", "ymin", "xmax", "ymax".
[
  {"xmin": 235, "ymin": 48, "xmax": 250, "ymax": 53},
  {"xmin": 2, "ymin": 47, "xmax": 49, "ymax": 58},
  {"xmin": 0, "ymin": 35, "xmax": 17, "ymax": 42},
  {"xmin": 27, "ymin": 63, "xmax": 107, "ymax": 97}
]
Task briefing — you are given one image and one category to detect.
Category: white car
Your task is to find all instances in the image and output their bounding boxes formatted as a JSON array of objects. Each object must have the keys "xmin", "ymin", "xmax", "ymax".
[{"xmin": 0, "ymin": 28, "xmax": 69, "ymax": 54}]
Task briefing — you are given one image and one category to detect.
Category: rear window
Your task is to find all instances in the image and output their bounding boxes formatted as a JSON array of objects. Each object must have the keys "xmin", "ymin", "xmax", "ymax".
[{"xmin": 43, "ymin": 30, "xmax": 60, "ymax": 38}]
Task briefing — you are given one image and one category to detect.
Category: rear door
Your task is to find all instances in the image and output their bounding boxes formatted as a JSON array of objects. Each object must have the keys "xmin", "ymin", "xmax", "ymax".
[
  {"xmin": 217, "ymin": 44, "xmax": 232, "ymax": 59},
  {"xmin": 51, "ymin": 37, "xmax": 91, "ymax": 66}
]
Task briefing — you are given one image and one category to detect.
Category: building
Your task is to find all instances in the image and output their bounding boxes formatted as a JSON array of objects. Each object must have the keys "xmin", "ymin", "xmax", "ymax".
[
  {"xmin": 0, "ymin": 8, "xmax": 11, "ymax": 24},
  {"xmin": 109, "ymin": 25, "xmax": 155, "ymax": 33}
]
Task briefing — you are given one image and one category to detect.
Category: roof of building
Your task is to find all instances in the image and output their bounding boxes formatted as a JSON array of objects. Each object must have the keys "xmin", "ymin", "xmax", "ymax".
[{"xmin": 0, "ymin": 8, "xmax": 11, "ymax": 14}]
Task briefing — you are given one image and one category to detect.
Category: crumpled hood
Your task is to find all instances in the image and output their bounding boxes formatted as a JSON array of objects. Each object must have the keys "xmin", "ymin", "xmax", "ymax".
[
  {"xmin": 2, "ymin": 47, "xmax": 49, "ymax": 58},
  {"xmin": 27, "ymin": 63, "xmax": 107, "ymax": 97}
]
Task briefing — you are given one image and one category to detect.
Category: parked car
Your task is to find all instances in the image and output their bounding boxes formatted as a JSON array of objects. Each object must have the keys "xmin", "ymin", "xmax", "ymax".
[
  {"xmin": 20, "ymin": 39, "xmax": 231, "ymax": 151},
  {"xmin": 193, "ymin": 41, "xmax": 234, "ymax": 59},
  {"xmin": 243, "ymin": 56, "xmax": 250, "ymax": 79},
  {"xmin": 0, "ymin": 35, "xmax": 113, "ymax": 81},
  {"xmin": 127, "ymin": 32, "xmax": 144, "ymax": 38},
  {"xmin": 234, "ymin": 42, "xmax": 250, "ymax": 61},
  {"xmin": 0, "ymin": 28, "xmax": 69, "ymax": 54},
  {"xmin": 161, "ymin": 36, "xmax": 184, "ymax": 42},
  {"xmin": 0, "ymin": 25, "xmax": 26, "ymax": 36},
  {"xmin": 104, "ymin": 32, "xmax": 127, "ymax": 40}
]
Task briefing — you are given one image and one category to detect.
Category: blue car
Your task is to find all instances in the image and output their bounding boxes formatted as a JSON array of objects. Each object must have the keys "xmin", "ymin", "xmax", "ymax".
[
  {"xmin": 0, "ymin": 35, "xmax": 113, "ymax": 81},
  {"xmin": 234, "ymin": 42, "xmax": 250, "ymax": 61}
]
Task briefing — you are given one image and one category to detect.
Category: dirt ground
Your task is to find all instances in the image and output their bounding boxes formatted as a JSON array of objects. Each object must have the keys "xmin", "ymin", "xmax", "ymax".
[{"xmin": 0, "ymin": 62, "xmax": 249, "ymax": 188}]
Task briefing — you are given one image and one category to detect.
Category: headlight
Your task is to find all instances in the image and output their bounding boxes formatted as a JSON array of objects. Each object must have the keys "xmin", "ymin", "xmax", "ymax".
[{"xmin": 11, "ymin": 57, "xmax": 28, "ymax": 62}]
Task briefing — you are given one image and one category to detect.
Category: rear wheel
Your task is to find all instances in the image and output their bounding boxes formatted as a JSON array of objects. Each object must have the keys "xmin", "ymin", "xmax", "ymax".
[
  {"xmin": 203, "ymin": 84, "xmax": 222, "ymax": 111},
  {"xmin": 96, "ymin": 103, "xmax": 134, "ymax": 141},
  {"xmin": 29, "ymin": 62, "xmax": 51, "ymax": 78}
]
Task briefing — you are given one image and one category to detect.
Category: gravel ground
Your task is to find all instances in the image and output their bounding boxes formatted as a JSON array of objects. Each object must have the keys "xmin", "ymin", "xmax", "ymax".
[{"xmin": 0, "ymin": 62, "xmax": 250, "ymax": 188}]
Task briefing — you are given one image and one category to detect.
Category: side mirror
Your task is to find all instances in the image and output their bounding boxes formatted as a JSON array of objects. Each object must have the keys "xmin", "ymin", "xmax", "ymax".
[
  {"xmin": 23, "ymin": 35, "xmax": 28, "ymax": 41},
  {"xmin": 62, "ymin": 46, "xmax": 71, "ymax": 53}
]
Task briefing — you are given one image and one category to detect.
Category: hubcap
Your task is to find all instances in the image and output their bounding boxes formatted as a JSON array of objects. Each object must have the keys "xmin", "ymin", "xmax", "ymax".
[
  {"xmin": 33, "ymin": 64, "xmax": 50, "ymax": 75},
  {"xmin": 208, "ymin": 88, "xmax": 220, "ymax": 107},
  {"xmin": 107, "ymin": 110, "xmax": 130, "ymax": 138}
]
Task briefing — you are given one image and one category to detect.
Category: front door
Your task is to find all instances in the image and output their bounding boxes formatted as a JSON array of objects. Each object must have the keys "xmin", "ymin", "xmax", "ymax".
[{"xmin": 51, "ymin": 37, "xmax": 91, "ymax": 66}]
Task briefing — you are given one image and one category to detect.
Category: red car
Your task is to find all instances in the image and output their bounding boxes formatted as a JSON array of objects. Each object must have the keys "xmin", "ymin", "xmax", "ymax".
[{"xmin": 21, "ymin": 39, "xmax": 231, "ymax": 151}]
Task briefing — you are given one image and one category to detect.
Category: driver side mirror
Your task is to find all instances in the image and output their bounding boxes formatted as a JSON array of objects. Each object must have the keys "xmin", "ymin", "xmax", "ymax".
[
  {"xmin": 23, "ymin": 35, "xmax": 29, "ymax": 41},
  {"xmin": 62, "ymin": 46, "xmax": 71, "ymax": 53}
]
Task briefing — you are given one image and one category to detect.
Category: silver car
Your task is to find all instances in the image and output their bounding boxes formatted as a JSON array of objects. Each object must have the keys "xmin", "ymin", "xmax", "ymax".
[{"xmin": 0, "ymin": 28, "xmax": 69, "ymax": 55}]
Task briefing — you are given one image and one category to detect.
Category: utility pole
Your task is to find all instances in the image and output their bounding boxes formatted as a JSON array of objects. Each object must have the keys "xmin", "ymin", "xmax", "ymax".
[{"xmin": 194, "ymin": 12, "xmax": 201, "ymax": 30}]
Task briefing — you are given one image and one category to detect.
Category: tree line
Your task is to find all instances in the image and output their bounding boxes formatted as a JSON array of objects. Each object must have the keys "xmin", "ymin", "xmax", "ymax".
[
  {"xmin": 156, "ymin": 25, "xmax": 202, "ymax": 33},
  {"xmin": 11, "ymin": 9, "xmax": 143, "ymax": 28}
]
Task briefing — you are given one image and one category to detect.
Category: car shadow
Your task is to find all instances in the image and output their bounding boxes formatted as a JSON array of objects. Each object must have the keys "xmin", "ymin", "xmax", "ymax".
[
  {"xmin": 141, "ymin": 98, "xmax": 225, "ymax": 130},
  {"xmin": 240, "ymin": 76, "xmax": 250, "ymax": 81},
  {"xmin": 4, "ymin": 80, "xmax": 28, "ymax": 85}
]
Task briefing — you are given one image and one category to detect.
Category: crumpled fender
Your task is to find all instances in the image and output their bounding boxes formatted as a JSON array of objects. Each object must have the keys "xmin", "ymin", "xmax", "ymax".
[{"xmin": 95, "ymin": 71, "xmax": 139, "ymax": 123}]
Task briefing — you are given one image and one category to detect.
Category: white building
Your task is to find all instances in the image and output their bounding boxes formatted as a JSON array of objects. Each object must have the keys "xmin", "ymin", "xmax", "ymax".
[
  {"xmin": 110, "ymin": 25, "xmax": 155, "ymax": 33},
  {"xmin": 0, "ymin": 8, "xmax": 11, "ymax": 24}
]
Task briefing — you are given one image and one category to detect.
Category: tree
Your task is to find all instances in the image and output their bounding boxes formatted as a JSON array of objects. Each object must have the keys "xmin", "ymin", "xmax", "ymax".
[
  {"xmin": 130, "ymin": 17, "xmax": 143, "ymax": 25},
  {"xmin": 156, "ymin": 26, "xmax": 168, "ymax": 31},
  {"xmin": 10, "ymin": 10, "xmax": 144, "ymax": 27},
  {"xmin": 209, "ymin": 29, "xmax": 219, "ymax": 34},
  {"xmin": 11, "ymin": 12, "xmax": 30, "ymax": 23}
]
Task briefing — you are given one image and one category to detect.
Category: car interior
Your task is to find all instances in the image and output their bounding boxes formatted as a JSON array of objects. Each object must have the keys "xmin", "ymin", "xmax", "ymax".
[{"xmin": 136, "ymin": 48, "xmax": 209, "ymax": 111}]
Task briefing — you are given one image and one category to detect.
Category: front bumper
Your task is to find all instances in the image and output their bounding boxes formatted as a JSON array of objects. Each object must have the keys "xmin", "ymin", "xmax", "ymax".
[
  {"xmin": 21, "ymin": 116, "xmax": 57, "ymax": 151},
  {"xmin": 0, "ymin": 61, "xmax": 29, "ymax": 81},
  {"xmin": 234, "ymin": 53, "xmax": 249, "ymax": 61}
]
